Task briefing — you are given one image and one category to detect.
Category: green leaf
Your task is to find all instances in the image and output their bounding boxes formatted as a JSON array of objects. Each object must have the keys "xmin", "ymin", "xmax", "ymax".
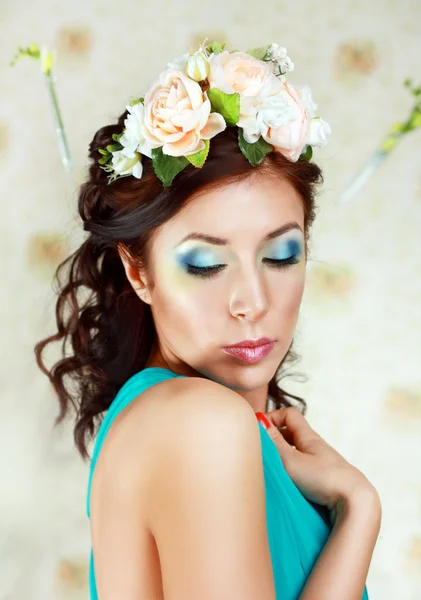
[
  {"xmin": 98, "ymin": 156, "xmax": 111, "ymax": 165},
  {"xmin": 207, "ymin": 88, "xmax": 240, "ymax": 126},
  {"xmin": 111, "ymin": 133, "xmax": 123, "ymax": 143},
  {"xmin": 186, "ymin": 139, "xmax": 210, "ymax": 168},
  {"xmin": 10, "ymin": 43, "xmax": 41, "ymax": 67},
  {"xmin": 106, "ymin": 143, "xmax": 123, "ymax": 152},
  {"xmin": 130, "ymin": 97, "xmax": 144, "ymax": 106},
  {"xmin": 299, "ymin": 145, "xmax": 313, "ymax": 161},
  {"xmin": 98, "ymin": 148, "xmax": 108, "ymax": 155},
  {"xmin": 245, "ymin": 45, "xmax": 271, "ymax": 61},
  {"xmin": 151, "ymin": 147, "xmax": 190, "ymax": 188},
  {"xmin": 409, "ymin": 108, "xmax": 421, "ymax": 129},
  {"xmin": 205, "ymin": 41, "xmax": 226, "ymax": 55},
  {"xmin": 238, "ymin": 129, "xmax": 273, "ymax": 166}
]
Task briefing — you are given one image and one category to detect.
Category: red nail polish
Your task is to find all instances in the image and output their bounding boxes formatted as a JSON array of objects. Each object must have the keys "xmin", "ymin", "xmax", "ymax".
[{"xmin": 255, "ymin": 412, "xmax": 271, "ymax": 430}]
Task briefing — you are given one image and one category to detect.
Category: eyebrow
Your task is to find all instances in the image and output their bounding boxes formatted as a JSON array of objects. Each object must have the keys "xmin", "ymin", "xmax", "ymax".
[{"xmin": 177, "ymin": 221, "xmax": 302, "ymax": 246}]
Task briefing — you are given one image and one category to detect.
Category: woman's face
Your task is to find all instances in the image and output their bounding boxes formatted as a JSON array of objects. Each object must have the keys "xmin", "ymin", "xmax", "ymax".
[{"xmin": 123, "ymin": 174, "xmax": 307, "ymax": 396}]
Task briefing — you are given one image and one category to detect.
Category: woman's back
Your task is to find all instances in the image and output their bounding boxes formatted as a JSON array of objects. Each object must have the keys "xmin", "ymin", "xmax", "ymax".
[{"xmin": 87, "ymin": 367, "xmax": 368, "ymax": 599}]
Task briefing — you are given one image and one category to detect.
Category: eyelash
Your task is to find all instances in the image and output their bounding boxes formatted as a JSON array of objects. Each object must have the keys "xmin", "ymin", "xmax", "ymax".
[{"xmin": 185, "ymin": 256, "xmax": 300, "ymax": 280}]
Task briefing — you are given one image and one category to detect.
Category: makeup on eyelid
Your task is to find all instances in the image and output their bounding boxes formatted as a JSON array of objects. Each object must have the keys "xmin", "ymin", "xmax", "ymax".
[{"xmin": 175, "ymin": 236, "xmax": 303, "ymax": 272}]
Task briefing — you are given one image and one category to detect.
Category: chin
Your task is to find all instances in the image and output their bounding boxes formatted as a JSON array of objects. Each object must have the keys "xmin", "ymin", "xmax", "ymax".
[{"xmin": 210, "ymin": 359, "xmax": 279, "ymax": 392}]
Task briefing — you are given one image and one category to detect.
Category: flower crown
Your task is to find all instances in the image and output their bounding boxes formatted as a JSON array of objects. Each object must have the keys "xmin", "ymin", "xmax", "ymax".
[{"xmin": 98, "ymin": 40, "xmax": 331, "ymax": 189}]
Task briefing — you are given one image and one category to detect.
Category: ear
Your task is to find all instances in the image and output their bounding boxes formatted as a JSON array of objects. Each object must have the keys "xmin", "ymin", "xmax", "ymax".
[{"xmin": 117, "ymin": 244, "xmax": 152, "ymax": 305}]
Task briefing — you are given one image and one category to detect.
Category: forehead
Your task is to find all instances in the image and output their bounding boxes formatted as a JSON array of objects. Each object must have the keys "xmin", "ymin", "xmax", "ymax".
[{"xmin": 157, "ymin": 175, "xmax": 305, "ymax": 246}]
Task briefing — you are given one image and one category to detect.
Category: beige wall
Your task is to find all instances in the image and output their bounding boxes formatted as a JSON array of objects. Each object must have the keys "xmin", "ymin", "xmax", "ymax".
[{"xmin": 1, "ymin": 0, "xmax": 421, "ymax": 598}]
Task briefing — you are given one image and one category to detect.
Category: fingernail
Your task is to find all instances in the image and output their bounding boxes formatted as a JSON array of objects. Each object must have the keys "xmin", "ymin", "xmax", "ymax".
[{"xmin": 255, "ymin": 412, "xmax": 271, "ymax": 430}]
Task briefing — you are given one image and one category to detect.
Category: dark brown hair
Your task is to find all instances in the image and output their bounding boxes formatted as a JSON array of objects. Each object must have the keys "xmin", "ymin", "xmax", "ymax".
[{"xmin": 34, "ymin": 110, "xmax": 323, "ymax": 459}]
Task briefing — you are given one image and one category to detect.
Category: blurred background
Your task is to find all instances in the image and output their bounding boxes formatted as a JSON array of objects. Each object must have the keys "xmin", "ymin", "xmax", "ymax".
[{"xmin": 1, "ymin": 0, "xmax": 421, "ymax": 598}]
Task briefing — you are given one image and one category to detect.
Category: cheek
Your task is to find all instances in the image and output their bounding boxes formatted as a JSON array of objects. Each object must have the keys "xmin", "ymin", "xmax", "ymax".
[
  {"xmin": 272, "ymin": 269, "xmax": 305, "ymax": 320},
  {"xmin": 153, "ymin": 261, "xmax": 220, "ymax": 323}
]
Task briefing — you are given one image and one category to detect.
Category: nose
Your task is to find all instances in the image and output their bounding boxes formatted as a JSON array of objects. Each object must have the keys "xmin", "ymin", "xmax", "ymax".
[{"xmin": 229, "ymin": 265, "xmax": 269, "ymax": 322}]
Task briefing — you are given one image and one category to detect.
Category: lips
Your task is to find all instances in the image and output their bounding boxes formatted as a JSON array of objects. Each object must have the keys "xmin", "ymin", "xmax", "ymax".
[
  {"xmin": 224, "ymin": 337, "xmax": 275, "ymax": 349},
  {"xmin": 222, "ymin": 340, "xmax": 275, "ymax": 364}
]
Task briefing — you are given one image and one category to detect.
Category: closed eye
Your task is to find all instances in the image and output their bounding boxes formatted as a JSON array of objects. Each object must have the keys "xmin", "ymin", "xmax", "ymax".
[{"xmin": 185, "ymin": 256, "xmax": 300, "ymax": 279}]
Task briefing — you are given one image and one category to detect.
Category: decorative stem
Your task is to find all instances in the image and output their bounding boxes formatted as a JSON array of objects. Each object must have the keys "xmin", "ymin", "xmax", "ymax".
[
  {"xmin": 45, "ymin": 70, "xmax": 72, "ymax": 172},
  {"xmin": 340, "ymin": 79, "xmax": 421, "ymax": 204}
]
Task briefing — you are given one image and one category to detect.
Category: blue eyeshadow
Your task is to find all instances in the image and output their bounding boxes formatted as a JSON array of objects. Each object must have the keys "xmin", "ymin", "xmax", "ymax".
[
  {"xmin": 177, "ymin": 249, "xmax": 218, "ymax": 268},
  {"xmin": 269, "ymin": 238, "xmax": 302, "ymax": 259},
  {"xmin": 176, "ymin": 237, "xmax": 302, "ymax": 269}
]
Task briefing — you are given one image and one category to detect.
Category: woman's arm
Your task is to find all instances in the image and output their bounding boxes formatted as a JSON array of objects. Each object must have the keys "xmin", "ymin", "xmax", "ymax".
[
  {"xmin": 146, "ymin": 377, "xmax": 277, "ymax": 600},
  {"xmin": 298, "ymin": 487, "xmax": 382, "ymax": 600}
]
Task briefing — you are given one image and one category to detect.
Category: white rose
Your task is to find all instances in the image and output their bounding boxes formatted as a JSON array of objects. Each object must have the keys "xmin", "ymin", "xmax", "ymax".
[
  {"xmin": 111, "ymin": 149, "xmax": 143, "ymax": 179},
  {"xmin": 119, "ymin": 103, "xmax": 157, "ymax": 159},
  {"xmin": 236, "ymin": 97, "xmax": 260, "ymax": 143},
  {"xmin": 242, "ymin": 93, "xmax": 294, "ymax": 144},
  {"xmin": 308, "ymin": 117, "xmax": 331, "ymax": 147},
  {"xmin": 167, "ymin": 52, "xmax": 189, "ymax": 71}
]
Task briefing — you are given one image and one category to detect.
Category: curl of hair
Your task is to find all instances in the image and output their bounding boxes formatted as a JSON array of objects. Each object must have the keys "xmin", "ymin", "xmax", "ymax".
[{"xmin": 35, "ymin": 111, "xmax": 323, "ymax": 459}]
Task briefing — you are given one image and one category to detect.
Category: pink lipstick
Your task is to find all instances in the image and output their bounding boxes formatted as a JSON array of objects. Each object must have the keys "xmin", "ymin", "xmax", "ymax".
[{"xmin": 222, "ymin": 338, "xmax": 275, "ymax": 364}]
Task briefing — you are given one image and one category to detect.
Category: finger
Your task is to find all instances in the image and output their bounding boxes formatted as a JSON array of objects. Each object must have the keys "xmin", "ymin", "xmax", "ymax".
[
  {"xmin": 278, "ymin": 426, "xmax": 295, "ymax": 446},
  {"xmin": 267, "ymin": 406, "xmax": 314, "ymax": 435},
  {"xmin": 256, "ymin": 412, "xmax": 295, "ymax": 456},
  {"xmin": 266, "ymin": 407, "xmax": 319, "ymax": 451},
  {"xmin": 263, "ymin": 413, "xmax": 296, "ymax": 446}
]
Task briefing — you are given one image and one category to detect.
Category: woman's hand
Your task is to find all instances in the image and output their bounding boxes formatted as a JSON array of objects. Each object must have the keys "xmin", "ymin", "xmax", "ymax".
[{"xmin": 256, "ymin": 408, "xmax": 381, "ymax": 525}]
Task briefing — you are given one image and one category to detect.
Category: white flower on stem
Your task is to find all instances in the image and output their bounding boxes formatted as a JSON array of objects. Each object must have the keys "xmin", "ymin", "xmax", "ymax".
[
  {"xmin": 280, "ymin": 56, "xmax": 294, "ymax": 73},
  {"xmin": 111, "ymin": 149, "xmax": 143, "ymax": 179},
  {"xmin": 185, "ymin": 48, "xmax": 210, "ymax": 82},
  {"xmin": 267, "ymin": 44, "xmax": 288, "ymax": 61},
  {"xmin": 266, "ymin": 43, "xmax": 295, "ymax": 75},
  {"xmin": 119, "ymin": 102, "xmax": 157, "ymax": 158},
  {"xmin": 308, "ymin": 117, "xmax": 332, "ymax": 147}
]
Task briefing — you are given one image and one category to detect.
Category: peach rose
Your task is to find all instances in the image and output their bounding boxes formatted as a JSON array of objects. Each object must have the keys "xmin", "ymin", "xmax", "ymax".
[
  {"xmin": 208, "ymin": 50, "xmax": 281, "ymax": 97},
  {"xmin": 208, "ymin": 50, "xmax": 283, "ymax": 143},
  {"xmin": 257, "ymin": 81, "xmax": 317, "ymax": 161},
  {"xmin": 143, "ymin": 69, "xmax": 226, "ymax": 157}
]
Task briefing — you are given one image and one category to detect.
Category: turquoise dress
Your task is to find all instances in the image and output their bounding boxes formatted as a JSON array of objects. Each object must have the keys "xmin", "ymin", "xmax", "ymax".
[{"xmin": 86, "ymin": 367, "xmax": 370, "ymax": 599}]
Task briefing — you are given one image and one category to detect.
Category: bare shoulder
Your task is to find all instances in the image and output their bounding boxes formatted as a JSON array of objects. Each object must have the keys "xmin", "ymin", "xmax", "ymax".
[
  {"xmin": 143, "ymin": 373, "xmax": 264, "ymax": 498},
  {"xmin": 92, "ymin": 375, "xmax": 257, "ymax": 486},
  {"xmin": 127, "ymin": 375, "xmax": 260, "ymax": 469},
  {"xmin": 91, "ymin": 376, "xmax": 275, "ymax": 599},
  {"xmin": 142, "ymin": 376, "xmax": 275, "ymax": 599},
  {"xmin": 144, "ymin": 374, "xmax": 258, "ymax": 431}
]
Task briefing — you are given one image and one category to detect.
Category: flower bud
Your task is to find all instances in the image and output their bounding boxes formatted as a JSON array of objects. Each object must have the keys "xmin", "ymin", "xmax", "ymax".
[
  {"xmin": 185, "ymin": 50, "xmax": 210, "ymax": 82},
  {"xmin": 40, "ymin": 46, "xmax": 54, "ymax": 74}
]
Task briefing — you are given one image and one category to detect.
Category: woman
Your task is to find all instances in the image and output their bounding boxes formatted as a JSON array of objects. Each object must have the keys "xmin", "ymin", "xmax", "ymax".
[{"xmin": 35, "ymin": 41, "xmax": 381, "ymax": 599}]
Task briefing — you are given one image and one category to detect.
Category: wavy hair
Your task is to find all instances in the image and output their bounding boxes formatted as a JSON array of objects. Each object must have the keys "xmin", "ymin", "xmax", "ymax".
[{"xmin": 34, "ymin": 111, "xmax": 324, "ymax": 459}]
